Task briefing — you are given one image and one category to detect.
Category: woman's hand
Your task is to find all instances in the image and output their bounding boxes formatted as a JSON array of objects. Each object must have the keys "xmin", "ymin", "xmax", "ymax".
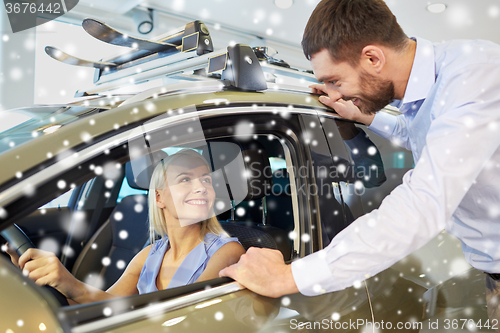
[
  {"xmin": 3, "ymin": 242, "xmax": 20, "ymax": 268},
  {"xmin": 309, "ymin": 83, "xmax": 375, "ymax": 126},
  {"xmin": 18, "ymin": 248, "xmax": 85, "ymax": 300}
]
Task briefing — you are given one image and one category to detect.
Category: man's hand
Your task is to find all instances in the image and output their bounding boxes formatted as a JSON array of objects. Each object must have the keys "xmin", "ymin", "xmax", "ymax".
[
  {"xmin": 219, "ymin": 247, "xmax": 299, "ymax": 298},
  {"xmin": 310, "ymin": 83, "xmax": 375, "ymax": 126}
]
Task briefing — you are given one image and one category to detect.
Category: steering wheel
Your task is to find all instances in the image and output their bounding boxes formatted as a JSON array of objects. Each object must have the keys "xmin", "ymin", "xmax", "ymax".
[{"xmin": 1, "ymin": 224, "xmax": 69, "ymax": 306}]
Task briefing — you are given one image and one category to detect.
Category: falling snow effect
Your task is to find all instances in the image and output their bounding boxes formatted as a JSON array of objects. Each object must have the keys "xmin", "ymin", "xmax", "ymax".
[
  {"xmin": 0, "ymin": 4, "xmax": 497, "ymax": 330},
  {"xmin": 234, "ymin": 120, "xmax": 254, "ymax": 141}
]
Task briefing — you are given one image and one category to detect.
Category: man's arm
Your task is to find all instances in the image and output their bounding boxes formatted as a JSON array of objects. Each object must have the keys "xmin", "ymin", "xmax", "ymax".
[
  {"xmin": 221, "ymin": 64, "xmax": 500, "ymax": 297},
  {"xmin": 368, "ymin": 111, "xmax": 412, "ymax": 151}
]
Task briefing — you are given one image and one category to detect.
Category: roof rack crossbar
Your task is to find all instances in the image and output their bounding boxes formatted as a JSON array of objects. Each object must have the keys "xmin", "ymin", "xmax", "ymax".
[{"xmin": 77, "ymin": 44, "xmax": 267, "ymax": 96}]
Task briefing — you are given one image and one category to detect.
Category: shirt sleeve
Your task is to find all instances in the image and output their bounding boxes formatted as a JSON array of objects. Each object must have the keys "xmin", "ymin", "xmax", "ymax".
[
  {"xmin": 291, "ymin": 63, "xmax": 500, "ymax": 296},
  {"xmin": 369, "ymin": 111, "xmax": 412, "ymax": 150}
]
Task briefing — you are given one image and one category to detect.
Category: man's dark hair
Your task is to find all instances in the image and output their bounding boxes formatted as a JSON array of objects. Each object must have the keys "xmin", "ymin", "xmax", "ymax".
[{"xmin": 302, "ymin": 0, "xmax": 408, "ymax": 65}]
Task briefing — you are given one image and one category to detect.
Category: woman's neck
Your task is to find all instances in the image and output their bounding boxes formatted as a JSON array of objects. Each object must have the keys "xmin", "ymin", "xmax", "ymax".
[{"xmin": 165, "ymin": 222, "xmax": 203, "ymax": 261}]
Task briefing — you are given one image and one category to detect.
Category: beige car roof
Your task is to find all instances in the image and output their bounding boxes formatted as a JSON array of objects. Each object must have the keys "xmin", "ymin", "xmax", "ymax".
[{"xmin": 0, "ymin": 89, "xmax": 330, "ymax": 187}]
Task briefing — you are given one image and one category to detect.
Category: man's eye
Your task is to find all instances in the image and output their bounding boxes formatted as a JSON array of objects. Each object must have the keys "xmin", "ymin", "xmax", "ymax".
[
  {"xmin": 181, "ymin": 177, "xmax": 190, "ymax": 182},
  {"xmin": 203, "ymin": 177, "xmax": 212, "ymax": 184}
]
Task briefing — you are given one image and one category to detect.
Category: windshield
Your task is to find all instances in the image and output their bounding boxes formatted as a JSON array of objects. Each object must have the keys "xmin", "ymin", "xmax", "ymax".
[{"xmin": 0, "ymin": 105, "xmax": 101, "ymax": 156}]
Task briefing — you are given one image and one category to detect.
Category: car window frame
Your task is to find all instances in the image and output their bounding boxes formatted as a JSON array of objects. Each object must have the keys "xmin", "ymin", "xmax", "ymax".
[{"xmin": 0, "ymin": 103, "xmax": 324, "ymax": 330}]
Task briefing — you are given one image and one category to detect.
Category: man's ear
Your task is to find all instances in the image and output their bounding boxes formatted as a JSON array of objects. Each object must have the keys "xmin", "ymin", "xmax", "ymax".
[
  {"xmin": 360, "ymin": 45, "xmax": 386, "ymax": 74},
  {"xmin": 155, "ymin": 190, "xmax": 165, "ymax": 209}
]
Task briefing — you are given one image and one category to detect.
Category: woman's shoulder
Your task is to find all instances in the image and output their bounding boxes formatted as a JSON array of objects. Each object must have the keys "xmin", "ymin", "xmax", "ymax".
[
  {"xmin": 149, "ymin": 236, "xmax": 168, "ymax": 254},
  {"xmin": 127, "ymin": 244, "xmax": 154, "ymax": 273},
  {"xmin": 204, "ymin": 232, "xmax": 244, "ymax": 257},
  {"xmin": 205, "ymin": 232, "xmax": 239, "ymax": 247}
]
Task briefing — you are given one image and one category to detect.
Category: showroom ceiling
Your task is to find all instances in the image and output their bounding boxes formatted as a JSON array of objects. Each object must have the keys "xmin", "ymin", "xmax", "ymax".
[{"xmin": 69, "ymin": 0, "xmax": 500, "ymax": 48}]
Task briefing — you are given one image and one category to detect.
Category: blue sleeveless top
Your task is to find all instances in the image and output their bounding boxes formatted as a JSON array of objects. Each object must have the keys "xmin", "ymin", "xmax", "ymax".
[{"xmin": 137, "ymin": 233, "xmax": 239, "ymax": 294}]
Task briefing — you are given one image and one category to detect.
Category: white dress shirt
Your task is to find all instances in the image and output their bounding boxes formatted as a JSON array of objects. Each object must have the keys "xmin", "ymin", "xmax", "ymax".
[{"xmin": 292, "ymin": 37, "xmax": 500, "ymax": 296}]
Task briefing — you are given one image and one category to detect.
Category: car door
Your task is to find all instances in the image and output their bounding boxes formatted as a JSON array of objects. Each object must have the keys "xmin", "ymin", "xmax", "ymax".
[
  {"xmin": 318, "ymin": 112, "xmax": 428, "ymax": 331},
  {"xmin": 67, "ymin": 105, "xmax": 381, "ymax": 333}
]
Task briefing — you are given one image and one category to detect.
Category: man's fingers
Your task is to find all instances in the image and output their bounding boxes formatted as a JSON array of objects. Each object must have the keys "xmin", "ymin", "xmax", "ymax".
[
  {"xmin": 309, "ymin": 83, "xmax": 326, "ymax": 95},
  {"xmin": 321, "ymin": 97, "xmax": 352, "ymax": 118},
  {"xmin": 219, "ymin": 264, "xmax": 236, "ymax": 278},
  {"xmin": 319, "ymin": 95, "xmax": 335, "ymax": 108},
  {"xmin": 333, "ymin": 99, "xmax": 357, "ymax": 117},
  {"xmin": 308, "ymin": 83, "xmax": 323, "ymax": 90},
  {"xmin": 332, "ymin": 101, "xmax": 349, "ymax": 117}
]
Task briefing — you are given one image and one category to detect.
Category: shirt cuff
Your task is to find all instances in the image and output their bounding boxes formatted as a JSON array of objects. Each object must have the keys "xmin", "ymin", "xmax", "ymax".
[
  {"xmin": 291, "ymin": 250, "xmax": 333, "ymax": 296},
  {"xmin": 368, "ymin": 111, "xmax": 398, "ymax": 139}
]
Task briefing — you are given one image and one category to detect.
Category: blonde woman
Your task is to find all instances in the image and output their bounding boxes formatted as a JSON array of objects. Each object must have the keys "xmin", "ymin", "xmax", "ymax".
[{"xmin": 12, "ymin": 149, "xmax": 245, "ymax": 303}]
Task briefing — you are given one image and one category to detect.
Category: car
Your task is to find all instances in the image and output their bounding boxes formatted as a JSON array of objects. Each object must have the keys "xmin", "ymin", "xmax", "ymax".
[{"xmin": 0, "ymin": 19, "xmax": 493, "ymax": 333}]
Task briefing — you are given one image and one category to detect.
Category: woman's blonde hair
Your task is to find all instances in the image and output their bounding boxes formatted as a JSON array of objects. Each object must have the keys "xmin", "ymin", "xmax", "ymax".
[{"xmin": 147, "ymin": 148, "xmax": 227, "ymax": 243}]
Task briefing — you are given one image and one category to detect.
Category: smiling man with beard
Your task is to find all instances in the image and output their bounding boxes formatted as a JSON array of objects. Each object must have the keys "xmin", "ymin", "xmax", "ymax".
[{"xmin": 220, "ymin": 0, "xmax": 500, "ymax": 326}]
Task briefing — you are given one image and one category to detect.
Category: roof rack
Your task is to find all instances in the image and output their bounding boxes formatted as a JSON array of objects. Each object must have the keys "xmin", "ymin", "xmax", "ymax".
[
  {"xmin": 76, "ymin": 43, "xmax": 270, "ymax": 96},
  {"xmin": 45, "ymin": 19, "xmax": 213, "ymax": 79},
  {"xmin": 46, "ymin": 18, "xmax": 319, "ymax": 97},
  {"xmin": 75, "ymin": 45, "xmax": 317, "ymax": 97}
]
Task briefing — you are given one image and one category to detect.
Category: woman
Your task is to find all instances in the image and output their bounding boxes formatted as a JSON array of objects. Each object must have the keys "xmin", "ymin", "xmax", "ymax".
[{"xmin": 10, "ymin": 149, "xmax": 245, "ymax": 304}]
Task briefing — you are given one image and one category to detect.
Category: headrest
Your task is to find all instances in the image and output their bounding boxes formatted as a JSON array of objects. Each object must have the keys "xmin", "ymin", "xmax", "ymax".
[
  {"xmin": 110, "ymin": 195, "xmax": 149, "ymax": 250},
  {"xmin": 125, "ymin": 150, "xmax": 169, "ymax": 190},
  {"xmin": 202, "ymin": 140, "xmax": 273, "ymax": 202}
]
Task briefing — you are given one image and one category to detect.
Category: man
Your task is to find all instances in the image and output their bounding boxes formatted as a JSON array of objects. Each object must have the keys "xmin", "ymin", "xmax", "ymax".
[{"xmin": 220, "ymin": 0, "xmax": 500, "ymax": 324}]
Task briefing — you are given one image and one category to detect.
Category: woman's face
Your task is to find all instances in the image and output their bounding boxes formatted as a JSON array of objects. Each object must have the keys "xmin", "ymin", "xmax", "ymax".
[{"xmin": 156, "ymin": 155, "xmax": 215, "ymax": 226}]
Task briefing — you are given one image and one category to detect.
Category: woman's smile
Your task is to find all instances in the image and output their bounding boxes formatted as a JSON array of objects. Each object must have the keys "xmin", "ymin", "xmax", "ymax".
[{"xmin": 185, "ymin": 199, "xmax": 209, "ymax": 206}]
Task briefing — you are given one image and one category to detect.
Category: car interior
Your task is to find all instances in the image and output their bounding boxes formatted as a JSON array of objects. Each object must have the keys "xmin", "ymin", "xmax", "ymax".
[{"xmin": 1, "ymin": 132, "xmax": 298, "ymax": 295}]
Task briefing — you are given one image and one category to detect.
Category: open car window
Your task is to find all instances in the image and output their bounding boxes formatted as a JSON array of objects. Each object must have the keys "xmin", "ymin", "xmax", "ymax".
[{"xmin": 4, "ymin": 105, "xmax": 305, "ymax": 316}]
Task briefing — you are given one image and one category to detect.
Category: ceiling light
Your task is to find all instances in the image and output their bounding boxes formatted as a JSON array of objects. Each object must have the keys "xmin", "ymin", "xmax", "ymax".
[
  {"xmin": 275, "ymin": 0, "xmax": 293, "ymax": 9},
  {"xmin": 426, "ymin": 3, "xmax": 447, "ymax": 14}
]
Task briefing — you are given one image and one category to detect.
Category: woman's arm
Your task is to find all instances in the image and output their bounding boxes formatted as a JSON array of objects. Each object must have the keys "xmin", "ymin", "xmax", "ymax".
[
  {"xmin": 105, "ymin": 245, "xmax": 151, "ymax": 297},
  {"xmin": 196, "ymin": 241, "xmax": 245, "ymax": 282},
  {"xmin": 17, "ymin": 245, "xmax": 151, "ymax": 304}
]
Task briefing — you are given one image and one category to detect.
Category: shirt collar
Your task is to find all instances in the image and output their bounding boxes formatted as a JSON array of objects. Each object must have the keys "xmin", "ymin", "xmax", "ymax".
[{"xmin": 397, "ymin": 37, "xmax": 436, "ymax": 109}]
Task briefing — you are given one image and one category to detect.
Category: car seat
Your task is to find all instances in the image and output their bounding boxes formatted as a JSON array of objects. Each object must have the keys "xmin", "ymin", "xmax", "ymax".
[
  {"xmin": 71, "ymin": 157, "xmax": 158, "ymax": 290},
  {"xmin": 204, "ymin": 140, "xmax": 292, "ymax": 260}
]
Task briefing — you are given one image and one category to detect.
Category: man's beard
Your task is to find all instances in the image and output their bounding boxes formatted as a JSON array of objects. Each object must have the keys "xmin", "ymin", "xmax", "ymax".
[{"xmin": 357, "ymin": 71, "xmax": 395, "ymax": 115}]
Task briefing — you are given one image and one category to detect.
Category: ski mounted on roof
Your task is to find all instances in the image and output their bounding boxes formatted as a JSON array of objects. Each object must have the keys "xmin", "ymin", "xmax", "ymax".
[
  {"xmin": 46, "ymin": 19, "xmax": 213, "ymax": 76},
  {"xmin": 45, "ymin": 18, "xmax": 318, "ymax": 96}
]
